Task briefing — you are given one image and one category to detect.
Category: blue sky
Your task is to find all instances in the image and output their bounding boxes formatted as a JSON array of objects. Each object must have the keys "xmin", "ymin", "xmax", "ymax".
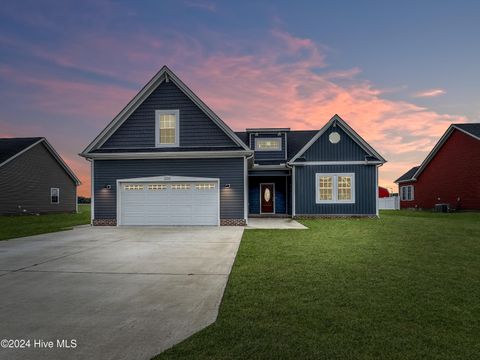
[{"xmin": 0, "ymin": 0, "xmax": 478, "ymax": 195}]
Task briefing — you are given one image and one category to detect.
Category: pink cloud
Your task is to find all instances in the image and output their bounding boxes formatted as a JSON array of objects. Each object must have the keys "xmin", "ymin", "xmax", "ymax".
[
  {"xmin": 0, "ymin": 28, "xmax": 469, "ymax": 196},
  {"xmin": 414, "ymin": 88, "xmax": 446, "ymax": 98}
]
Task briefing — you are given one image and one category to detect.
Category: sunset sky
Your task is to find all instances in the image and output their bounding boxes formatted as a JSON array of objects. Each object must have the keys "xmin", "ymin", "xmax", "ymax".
[{"xmin": 1, "ymin": 1, "xmax": 479, "ymax": 197}]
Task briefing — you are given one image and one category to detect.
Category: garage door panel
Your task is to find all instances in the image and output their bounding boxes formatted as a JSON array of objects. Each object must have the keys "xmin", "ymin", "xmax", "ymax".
[{"xmin": 120, "ymin": 180, "xmax": 219, "ymax": 226}]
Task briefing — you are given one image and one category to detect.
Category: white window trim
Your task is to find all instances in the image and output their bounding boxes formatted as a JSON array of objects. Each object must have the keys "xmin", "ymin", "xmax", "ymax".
[
  {"xmin": 400, "ymin": 185, "xmax": 414, "ymax": 201},
  {"xmin": 155, "ymin": 109, "xmax": 180, "ymax": 147},
  {"xmin": 50, "ymin": 187, "xmax": 60, "ymax": 204},
  {"xmin": 255, "ymin": 137, "xmax": 282, "ymax": 151},
  {"xmin": 315, "ymin": 173, "xmax": 355, "ymax": 204}
]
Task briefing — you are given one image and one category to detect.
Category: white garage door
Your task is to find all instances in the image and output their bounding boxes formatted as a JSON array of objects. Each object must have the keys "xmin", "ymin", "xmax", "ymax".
[{"xmin": 119, "ymin": 177, "xmax": 219, "ymax": 226}]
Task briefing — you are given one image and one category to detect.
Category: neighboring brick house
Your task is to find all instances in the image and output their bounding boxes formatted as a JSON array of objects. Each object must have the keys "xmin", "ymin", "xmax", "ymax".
[{"xmin": 395, "ymin": 124, "xmax": 480, "ymax": 210}]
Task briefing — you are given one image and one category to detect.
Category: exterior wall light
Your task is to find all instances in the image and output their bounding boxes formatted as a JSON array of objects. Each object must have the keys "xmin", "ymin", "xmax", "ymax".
[
  {"xmin": 104, "ymin": 184, "xmax": 111, "ymax": 189},
  {"xmin": 225, "ymin": 184, "xmax": 231, "ymax": 188}
]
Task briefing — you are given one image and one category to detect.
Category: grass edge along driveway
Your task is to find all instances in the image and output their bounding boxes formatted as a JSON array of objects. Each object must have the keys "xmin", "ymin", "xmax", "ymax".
[
  {"xmin": 0, "ymin": 204, "xmax": 90, "ymax": 241},
  {"xmin": 155, "ymin": 211, "xmax": 480, "ymax": 360}
]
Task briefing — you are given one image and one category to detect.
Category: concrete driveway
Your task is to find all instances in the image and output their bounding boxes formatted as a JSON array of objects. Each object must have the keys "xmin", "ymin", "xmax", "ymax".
[{"xmin": 0, "ymin": 226, "xmax": 243, "ymax": 360}]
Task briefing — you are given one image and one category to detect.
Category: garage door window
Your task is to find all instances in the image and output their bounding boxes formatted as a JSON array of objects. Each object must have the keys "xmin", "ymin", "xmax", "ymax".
[
  {"xmin": 195, "ymin": 183, "xmax": 216, "ymax": 190},
  {"xmin": 171, "ymin": 184, "xmax": 190, "ymax": 190},
  {"xmin": 148, "ymin": 184, "xmax": 167, "ymax": 190},
  {"xmin": 124, "ymin": 185, "xmax": 144, "ymax": 190}
]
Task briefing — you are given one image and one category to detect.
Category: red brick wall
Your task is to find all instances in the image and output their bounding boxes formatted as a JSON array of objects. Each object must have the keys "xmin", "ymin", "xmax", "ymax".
[{"xmin": 399, "ymin": 129, "xmax": 480, "ymax": 210}]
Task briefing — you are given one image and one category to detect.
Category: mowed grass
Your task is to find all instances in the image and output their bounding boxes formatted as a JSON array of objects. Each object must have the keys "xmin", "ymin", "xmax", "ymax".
[
  {"xmin": 156, "ymin": 211, "xmax": 480, "ymax": 360},
  {"xmin": 0, "ymin": 204, "xmax": 90, "ymax": 241}
]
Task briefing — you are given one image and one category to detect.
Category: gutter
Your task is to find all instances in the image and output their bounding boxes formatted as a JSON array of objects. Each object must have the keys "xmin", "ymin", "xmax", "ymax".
[{"xmin": 79, "ymin": 150, "xmax": 254, "ymax": 160}]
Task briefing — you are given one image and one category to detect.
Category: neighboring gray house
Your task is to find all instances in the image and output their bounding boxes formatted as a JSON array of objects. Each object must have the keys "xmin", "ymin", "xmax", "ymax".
[
  {"xmin": 81, "ymin": 66, "xmax": 386, "ymax": 226},
  {"xmin": 0, "ymin": 137, "xmax": 81, "ymax": 215}
]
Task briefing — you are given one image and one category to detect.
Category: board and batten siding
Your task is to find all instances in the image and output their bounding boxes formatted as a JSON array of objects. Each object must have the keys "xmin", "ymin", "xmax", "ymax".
[
  {"xmin": 0, "ymin": 142, "xmax": 77, "ymax": 214},
  {"xmin": 302, "ymin": 125, "xmax": 369, "ymax": 161},
  {"xmin": 294, "ymin": 164, "xmax": 377, "ymax": 215},
  {"xmin": 100, "ymin": 81, "xmax": 238, "ymax": 149},
  {"xmin": 93, "ymin": 158, "xmax": 245, "ymax": 220}
]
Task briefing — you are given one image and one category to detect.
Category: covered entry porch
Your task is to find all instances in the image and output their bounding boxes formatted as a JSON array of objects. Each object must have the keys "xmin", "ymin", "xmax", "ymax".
[{"xmin": 247, "ymin": 171, "xmax": 291, "ymax": 216}]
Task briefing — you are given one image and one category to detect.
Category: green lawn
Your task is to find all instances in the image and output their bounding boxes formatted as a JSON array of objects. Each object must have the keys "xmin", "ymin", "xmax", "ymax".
[
  {"xmin": 0, "ymin": 204, "xmax": 90, "ymax": 241},
  {"xmin": 156, "ymin": 211, "xmax": 480, "ymax": 360}
]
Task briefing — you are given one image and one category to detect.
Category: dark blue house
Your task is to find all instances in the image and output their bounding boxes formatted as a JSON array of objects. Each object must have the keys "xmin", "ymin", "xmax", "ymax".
[{"xmin": 81, "ymin": 66, "xmax": 386, "ymax": 226}]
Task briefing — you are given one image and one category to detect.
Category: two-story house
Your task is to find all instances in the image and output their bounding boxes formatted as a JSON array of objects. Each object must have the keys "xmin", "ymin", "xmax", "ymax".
[{"xmin": 81, "ymin": 66, "xmax": 386, "ymax": 226}]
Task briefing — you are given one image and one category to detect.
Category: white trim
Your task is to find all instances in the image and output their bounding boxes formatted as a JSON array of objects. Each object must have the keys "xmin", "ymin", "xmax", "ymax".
[
  {"xmin": 82, "ymin": 66, "xmax": 250, "ymax": 153},
  {"xmin": 254, "ymin": 137, "xmax": 282, "ymax": 151},
  {"xmin": 81, "ymin": 150, "xmax": 253, "ymax": 160},
  {"xmin": 91, "ymin": 160, "xmax": 94, "ymax": 224},
  {"xmin": 375, "ymin": 166, "xmax": 379, "ymax": 217},
  {"xmin": 155, "ymin": 109, "xmax": 180, "ymax": 147},
  {"xmin": 291, "ymin": 161, "xmax": 382, "ymax": 166},
  {"xmin": 400, "ymin": 185, "xmax": 414, "ymax": 201},
  {"xmin": 292, "ymin": 166, "xmax": 296, "ymax": 217},
  {"xmin": 50, "ymin": 187, "xmax": 60, "ymax": 204},
  {"xmin": 289, "ymin": 114, "xmax": 386, "ymax": 163},
  {"xmin": 244, "ymin": 156, "xmax": 248, "ymax": 224},
  {"xmin": 259, "ymin": 183, "xmax": 275, "ymax": 214},
  {"xmin": 116, "ymin": 176, "xmax": 220, "ymax": 227},
  {"xmin": 75, "ymin": 186, "xmax": 78, "ymax": 213},
  {"xmin": 315, "ymin": 173, "xmax": 355, "ymax": 204}
]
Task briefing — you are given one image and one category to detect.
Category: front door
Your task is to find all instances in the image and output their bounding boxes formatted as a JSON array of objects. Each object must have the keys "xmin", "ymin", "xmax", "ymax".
[{"xmin": 260, "ymin": 183, "xmax": 275, "ymax": 214}]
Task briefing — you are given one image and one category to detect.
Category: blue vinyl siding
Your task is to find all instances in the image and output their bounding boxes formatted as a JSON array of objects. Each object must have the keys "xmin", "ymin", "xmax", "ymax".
[
  {"xmin": 101, "ymin": 81, "xmax": 238, "ymax": 149},
  {"xmin": 302, "ymin": 125, "xmax": 368, "ymax": 161},
  {"xmin": 248, "ymin": 176, "xmax": 288, "ymax": 214},
  {"xmin": 294, "ymin": 164, "xmax": 376, "ymax": 215},
  {"xmin": 94, "ymin": 158, "xmax": 245, "ymax": 220},
  {"xmin": 250, "ymin": 133, "xmax": 286, "ymax": 163}
]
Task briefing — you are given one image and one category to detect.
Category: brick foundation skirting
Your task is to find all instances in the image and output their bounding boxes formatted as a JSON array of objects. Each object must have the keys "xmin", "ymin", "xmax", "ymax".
[
  {"xmin": 220, "ymin": 219, "xmax": 247, "ymax": 226},
  {"xmin": 93, "ymin": 218, "xmax": 245, "ymax": 226},
  {"xmin": 93, "ymin": 219, "xmax": 117, "ymax": 226}
]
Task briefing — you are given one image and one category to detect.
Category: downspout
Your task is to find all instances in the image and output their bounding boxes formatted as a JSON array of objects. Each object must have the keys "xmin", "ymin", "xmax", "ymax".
[
  {"xmin": 286, "ymin": 161, "xmax": 295, "ymax": 218},
  {"xmin": 244, "ymin": 153, "xmax": 254, "ymax": 224}
]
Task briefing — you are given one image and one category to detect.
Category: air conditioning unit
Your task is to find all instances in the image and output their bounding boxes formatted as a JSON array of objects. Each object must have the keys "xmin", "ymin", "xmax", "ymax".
[{"xmin": 434, "ymin": 203, "xmax": 450, "ymax": 213}]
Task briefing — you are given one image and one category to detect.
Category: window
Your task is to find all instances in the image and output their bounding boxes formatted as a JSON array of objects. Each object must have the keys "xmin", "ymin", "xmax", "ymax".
[
  {"xmin": 255, "ymin": 138, "xmax": 282, "ymax": 151},
  {"xmin": 195, "ymin": 183, "xmax": 216, "ymax": 190},
  {"xmin": 171, "ymin": 184, "xmax": 190, "ymax": 190},
  {"xmin": 155, "ymin": 109, "xmax": 179, "ymax": 147},
  {"xmin": 400, "ymin": 185, "xmax": 414, "ymax": 201},
  {"xmin": 316, "ymin": 173, "xmax": 355, "ymax": 204},
  {"xmin": 148, "ymin": 184, "xmax": 167, "ymax": 190},
  {"xmin": 50, "ymin": 188, "xmax": 59, "ymax": 204},
  {"xmin": 124, "ymin": 185, "xmax": 144, "ymax": 190}
]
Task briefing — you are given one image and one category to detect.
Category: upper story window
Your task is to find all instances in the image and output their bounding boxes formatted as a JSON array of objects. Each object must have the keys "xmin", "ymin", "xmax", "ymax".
[
  {"xmin": 255, "ymin": 138, "xmax": 282, "ymax": 151},
  {"xmin": 400, "ymin": 185, "xmax": 414, "ymax": 201},
  {"xmin": 155, "ymin": 109, "xmax": 179, "ymax": 147},
  {"xmin": 316, "ymin": 173, "xmax": 355, "ymax": 204}
]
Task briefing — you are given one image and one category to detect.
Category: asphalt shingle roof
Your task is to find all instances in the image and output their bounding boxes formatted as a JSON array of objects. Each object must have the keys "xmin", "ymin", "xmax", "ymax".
[
  {"xmin": 395, "ymin": 166, "xmax": 419, "ymax": 183},
  {"xmin": 0, "ymin": 137, "xmax": 43, "ymax": 164},
  {"xmin": 455, "ymin": 123, "xmax": 480, "ymax": 138}
]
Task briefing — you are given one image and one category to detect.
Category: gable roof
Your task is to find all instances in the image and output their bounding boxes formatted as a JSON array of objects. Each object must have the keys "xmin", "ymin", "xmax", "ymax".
[
  {"xmin": 81, "ymin": 66, "xmax": 249, "ymax": 155},
  {"xmin": 0, "ymin": 137, "xmax": 43, "ymax": 164},
  {"xmin": 0, "ymin": 137, "xmax": 81, "ymax": 185},
  {"xmin": 454, "ymin": 123, "xmax": 480, "ymax": 140},
  {"xmin": 394, "ymin": 123, "xmax": 480, "ymax": 183},
  {"xmin": 289, "ymin": 114, "xmax": 386, "ymax": 163},
  {"xmin": 395, "ymin": 166, "xmax": 419, "ymax": 183}
]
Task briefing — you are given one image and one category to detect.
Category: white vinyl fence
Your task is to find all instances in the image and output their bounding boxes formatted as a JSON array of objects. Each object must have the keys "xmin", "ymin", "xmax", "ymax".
[{"xmin": 379, "ymin": 196, "xmax": 400, "ymax": 210}]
